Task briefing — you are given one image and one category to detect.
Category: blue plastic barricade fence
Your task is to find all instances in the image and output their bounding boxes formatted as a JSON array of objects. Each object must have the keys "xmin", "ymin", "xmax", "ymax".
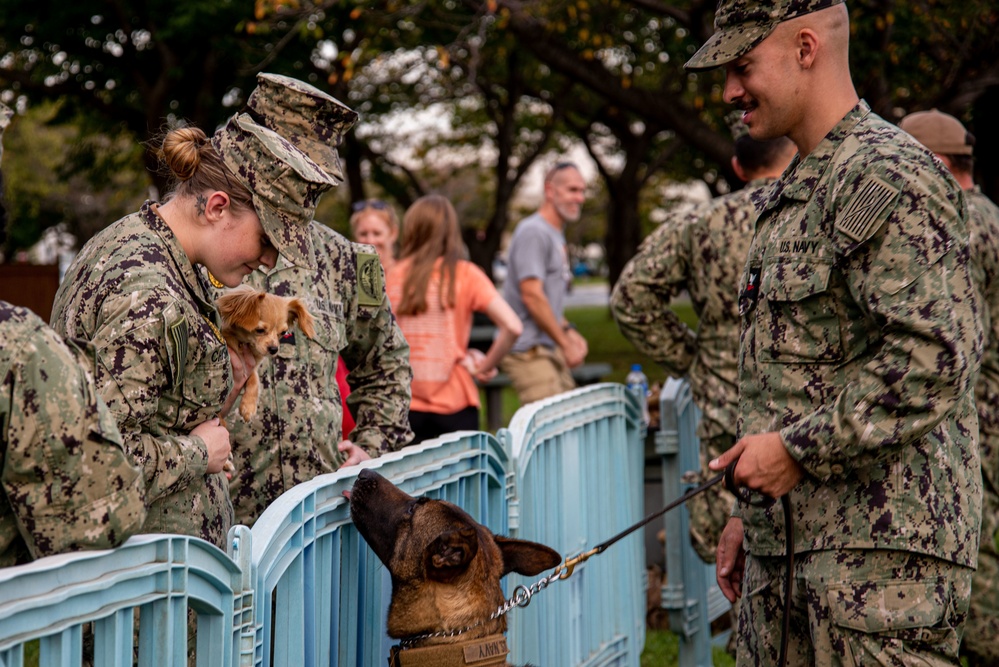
[
  {"xmin": 0, "ymin": 384, "xmax": 645, "ymax": 667},
  {"xmin": 657, "ymin": 377, "xmax": 732, "ymax": 667},
  {"xmin": 0, "ymin": 534, "xmax": 245, "ymax": 667},
  {"xmin": 499, "ymin": 383, "xmax": 646, "ymax": 667},
  {"xmin": 239, "ymin": 430, "xmax": 509, "ymax": 667}
]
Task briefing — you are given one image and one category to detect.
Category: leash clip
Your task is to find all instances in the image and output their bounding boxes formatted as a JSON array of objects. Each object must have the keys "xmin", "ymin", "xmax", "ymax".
[{"xmin": 558, "ymin": 547, "xmax": 599, "ymax": 580}]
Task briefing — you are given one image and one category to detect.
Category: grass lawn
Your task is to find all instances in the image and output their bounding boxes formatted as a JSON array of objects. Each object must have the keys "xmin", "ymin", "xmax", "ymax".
[{"xmin": 642, "ymin": 630, "xmax": 736, "ymax": 666}]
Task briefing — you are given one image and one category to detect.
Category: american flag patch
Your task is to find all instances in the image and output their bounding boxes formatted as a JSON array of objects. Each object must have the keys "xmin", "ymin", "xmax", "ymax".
[{"xmin": 835, "ymin": 177, "xmax": 900, "ymax": 242}]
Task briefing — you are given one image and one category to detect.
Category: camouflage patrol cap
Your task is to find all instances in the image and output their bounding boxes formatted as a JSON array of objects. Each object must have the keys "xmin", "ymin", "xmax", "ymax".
[
  {"xmin": 685, "ymin": 0, "xmax": 845, "ymax": 71},
  {"xmin": 899, "ymin": 109, "xmax": 974, "ymax": 156},
  {"xmin": 212, "ymin": 113, "xmax": 338, "ymax": 267},
  {"xmin": 245, "ymin": 73, "xmax": 358, "ymax": 182}
]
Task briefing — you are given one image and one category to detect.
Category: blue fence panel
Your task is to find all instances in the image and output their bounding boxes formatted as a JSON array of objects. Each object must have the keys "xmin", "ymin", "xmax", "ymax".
[
  {"xmin": 0, "ymin": 383, "xmax": 648, "ymax": 666},
  {"xmin": 657, "ymin": 377, "xmax": 732, "ymax": 667},
  {"xmin": 0, "ymin": 534, "xmax": 245, "ymax": 667},
  {"xmin": 500, "ymin": 383, "xmax": 646, "ymax": 667},
  {"xmin": 239, "ymin": 430, "xmax": 510, "ymax": 667}
]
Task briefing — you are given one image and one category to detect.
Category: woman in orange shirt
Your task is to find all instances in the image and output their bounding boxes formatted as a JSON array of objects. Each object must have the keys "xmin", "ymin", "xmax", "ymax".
[{"xmin": 387, "ymin": 195, "xmax": 522, "ymax": 441}]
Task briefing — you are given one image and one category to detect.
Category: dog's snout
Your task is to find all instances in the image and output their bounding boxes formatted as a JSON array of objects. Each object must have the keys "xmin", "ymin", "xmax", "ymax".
[{"xmin": 267, "ymin": 345, "xmax": 279, "ymax": 355}]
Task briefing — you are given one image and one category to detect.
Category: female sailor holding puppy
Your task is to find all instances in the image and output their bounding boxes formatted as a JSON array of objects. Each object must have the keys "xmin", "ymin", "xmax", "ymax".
[{"xmin": 50, "ymin": 115, "xmax": 336, "ymax": 547}]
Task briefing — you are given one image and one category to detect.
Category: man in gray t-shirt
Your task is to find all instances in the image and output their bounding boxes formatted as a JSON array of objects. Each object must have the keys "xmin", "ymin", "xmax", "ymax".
[{"xmin": 500, "ymin": 162, "xmax": 589, "ymax": 404}]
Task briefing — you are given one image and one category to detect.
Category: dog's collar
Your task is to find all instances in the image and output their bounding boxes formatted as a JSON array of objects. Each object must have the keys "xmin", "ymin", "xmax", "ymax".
[{"xmin": 388, "ymin": 633, "xmax": 509, "ymax": 666}]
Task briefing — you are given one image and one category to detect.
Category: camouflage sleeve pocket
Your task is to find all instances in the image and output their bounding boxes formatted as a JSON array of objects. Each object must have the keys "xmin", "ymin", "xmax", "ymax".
[
  {"xmin": 355, "ymin": 252, "xmax": 385, "ymax": 316},
  {"xmin": 161, "ymin": 303, "xmax": 188, "ymax": 387}
]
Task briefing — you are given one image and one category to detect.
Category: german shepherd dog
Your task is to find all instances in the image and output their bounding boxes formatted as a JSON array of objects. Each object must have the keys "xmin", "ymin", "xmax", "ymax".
[{"xmin": 347, "ymin": 468, "xmax": 561, "ymax": 666}]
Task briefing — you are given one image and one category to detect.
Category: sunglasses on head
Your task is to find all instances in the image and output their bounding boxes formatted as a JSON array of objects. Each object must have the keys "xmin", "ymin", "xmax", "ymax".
[{"xmin": 351, "ymin": 199, "xmax": 389, "ymax": 212}]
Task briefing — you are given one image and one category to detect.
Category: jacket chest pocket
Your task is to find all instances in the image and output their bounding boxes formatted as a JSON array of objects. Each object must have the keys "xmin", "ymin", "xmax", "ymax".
[
  {"xmin": 273, "ymin": 302, "xmax": 344, "ymax": 397},
  {"xmin": 758, "ymin": 258, "xmax": 843, "ymax": 364}
]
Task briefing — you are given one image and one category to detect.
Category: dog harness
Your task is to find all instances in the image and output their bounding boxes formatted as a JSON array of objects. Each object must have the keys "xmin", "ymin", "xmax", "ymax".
[{"xmin": 388, "ymin": 633, "xmax": 509, "ymax": 666}]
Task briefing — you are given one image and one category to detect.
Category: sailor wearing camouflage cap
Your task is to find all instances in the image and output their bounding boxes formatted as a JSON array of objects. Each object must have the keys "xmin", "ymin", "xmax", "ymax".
[
  {"xmin": 51, "ymin": 112, "xmax": 337, "ymax": 547},
  {"xmin": 901, "ymin": 108, "xmax": 999, "ymax": 667},
  {"xmin": 685, "ymin": 0, "xmax": 844, "ymax": 71},
  {"xmin": 213, "ymin": 74, "xmax": 413, "ymax": 528},
  {"xmin": 212, "ymin": 112, "xmax": 338, "ymax": 269},
  {"xmin": 688, "ymin": 2, "xmax": 983, "ymax": 665}
]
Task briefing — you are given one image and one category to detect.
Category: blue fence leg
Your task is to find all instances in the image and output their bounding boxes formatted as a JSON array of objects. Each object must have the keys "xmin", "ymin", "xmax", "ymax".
[{"xmin": 658, "ymin": 378, "xmax": 728, "ymax": 667}]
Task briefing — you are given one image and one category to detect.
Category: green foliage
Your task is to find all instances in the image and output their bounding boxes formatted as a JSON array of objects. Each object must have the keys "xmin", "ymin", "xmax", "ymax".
[
  {"xmin": 1, "ymin": 0, "xmax": 997, "ymax": 258},
  {"xmin": 849, "ymin": 0, "xmax": 999, "ymax": 119},
  {"xmin": 2, "ymin": 100, "xmax": 148, "ymax": 258}
]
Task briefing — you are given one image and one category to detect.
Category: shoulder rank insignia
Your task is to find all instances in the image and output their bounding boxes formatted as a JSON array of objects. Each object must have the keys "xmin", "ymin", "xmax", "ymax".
[
  {"xmin": 835, "ymin": 176, "xmax": 900, "ymax": 242},
  {"xmin": 357, "ymin": 252, "xmax": 383, "ymax": 307}
]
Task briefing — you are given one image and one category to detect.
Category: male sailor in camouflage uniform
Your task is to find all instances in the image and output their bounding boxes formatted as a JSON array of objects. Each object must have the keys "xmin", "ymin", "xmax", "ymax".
[
  {"xmin": 611, "ymin": 121, "xmax": 795, "ymax": 564},
  {"xmin": 900, "ymin": 109, "xmax": 999, "ymax": 667},
  {"xmin": 688, "ymin": 1, "xmax": 983, "ymax": 665},
  {"xmin": 51, "ymin": 114, "xmax": 337, "ymax": 548},
  {"xmin": 219, "ymin": 73, "xmax": 413, "ymax": 527}
]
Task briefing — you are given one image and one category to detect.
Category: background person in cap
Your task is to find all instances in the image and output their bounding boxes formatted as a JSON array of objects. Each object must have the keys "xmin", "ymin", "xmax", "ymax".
[
  {"xmin": 50, "ymin": 115, "xmax": 336, "ymax": 548},
  {"xmin": 610, "ymin": 123, "xmax": 795, "ymax": 549},
  {"xmin": 688, "ymin": 1, "xmax": 983, "ymax": 665},
  {"xmin": 217, "ymin": 73, "xmax": 413, "ymax": 527},
  {"xmin": 900, "ymin": 108, "xmax": 999, "ymax": 667},
  {"xmin": 611, "ymin": 124, "xmax": 795, "ymax": 656}
]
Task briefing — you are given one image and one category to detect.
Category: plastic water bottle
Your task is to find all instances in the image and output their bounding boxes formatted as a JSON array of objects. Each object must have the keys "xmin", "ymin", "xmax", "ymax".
[{"xmin": 625, "ymin": 363, "xmax": 651, "ymax": 425}]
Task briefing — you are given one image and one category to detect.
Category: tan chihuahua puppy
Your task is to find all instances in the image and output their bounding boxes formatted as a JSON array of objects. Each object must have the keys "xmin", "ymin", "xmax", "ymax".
[{"xmin": 215, "ymin": 287, "xmax": 316, "ymax": 421}]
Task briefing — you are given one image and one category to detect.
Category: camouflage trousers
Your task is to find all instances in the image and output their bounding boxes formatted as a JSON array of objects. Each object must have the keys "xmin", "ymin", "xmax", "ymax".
[
  {"xmin": 960, "ymin": 482, "xmax": 999, "ymax": 666},
  {"xmin": 737, "ymin": 549, "xmax": 971, "ymax": 667},
  {"xmin": 684, "ymin": 433, "xmax": 737, "ymax": 564}
]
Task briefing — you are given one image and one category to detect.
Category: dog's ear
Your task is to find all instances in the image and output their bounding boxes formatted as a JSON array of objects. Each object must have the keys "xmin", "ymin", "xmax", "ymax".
[
  {"xmin": 425, "ymin": 527, "xmax": 479, "ymax": 583},
  {"xmin": 216, "ymin": 289, "xmax": 266, "ymax": 327},
  {"xmin": 286, "ymin": 298, "xmax": 316, "ymax": 339},
  {"xmin": 495, "ymin": 536, "xmax": 562, "ymax": 577}
]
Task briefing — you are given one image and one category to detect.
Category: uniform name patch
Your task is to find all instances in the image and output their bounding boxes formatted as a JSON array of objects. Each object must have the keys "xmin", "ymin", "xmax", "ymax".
[
  {"xmin": 835, "ymin": 177, "xmax": 899, "ymax": 242},
  {"xmin": 778, "ymin": 239, "xmax": 821, "ymax": 254}
]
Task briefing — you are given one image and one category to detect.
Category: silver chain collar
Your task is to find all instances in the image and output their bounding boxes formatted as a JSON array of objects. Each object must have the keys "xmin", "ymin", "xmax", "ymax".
[{"xmin": 398, "ymin": 568, "xmax": 563, "ymax": 649}]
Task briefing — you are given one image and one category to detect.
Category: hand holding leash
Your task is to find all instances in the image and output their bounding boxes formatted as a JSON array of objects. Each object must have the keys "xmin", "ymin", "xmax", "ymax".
[{"xmin": 710, "ymin": 431, "xmax": 805, "ymax": 498}]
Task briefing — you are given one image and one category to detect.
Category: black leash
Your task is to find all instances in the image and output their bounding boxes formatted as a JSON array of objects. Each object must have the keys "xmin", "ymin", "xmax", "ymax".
[
  {"xmin": 399, "ymin": 460, "xmax": 795, "ymax": 667},
  {"xmin": 555, "ymin": 460, "xmax": 793, "ymax": 667}
]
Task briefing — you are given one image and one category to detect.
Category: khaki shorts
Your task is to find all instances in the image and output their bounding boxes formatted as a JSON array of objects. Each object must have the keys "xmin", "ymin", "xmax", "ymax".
[{"xmin": 500, "ymin": 345, "xmax": 575, "ymax": 405}]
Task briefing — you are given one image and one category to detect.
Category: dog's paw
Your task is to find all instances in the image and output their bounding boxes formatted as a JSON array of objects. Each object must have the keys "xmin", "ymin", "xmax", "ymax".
[{"xmin": 238, "ymin": 400, "xmax": 258, "ymax": 421}]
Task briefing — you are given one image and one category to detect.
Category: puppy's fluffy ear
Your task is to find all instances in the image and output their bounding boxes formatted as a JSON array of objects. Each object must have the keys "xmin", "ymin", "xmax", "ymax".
[
  {"xmin": 286, "ymin": 298, "xmax": 316, "ymax": 339},
  {"xmin": 216, "ymin": 288, "xmax": 266, "ymax": 328},
  {"xmin": 425, "ymin": 528, "xmax": 479, "ymax": 583},
  {"xmin": 495, "ymin": 535, "xmax": 561, "ymax": 577}
]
